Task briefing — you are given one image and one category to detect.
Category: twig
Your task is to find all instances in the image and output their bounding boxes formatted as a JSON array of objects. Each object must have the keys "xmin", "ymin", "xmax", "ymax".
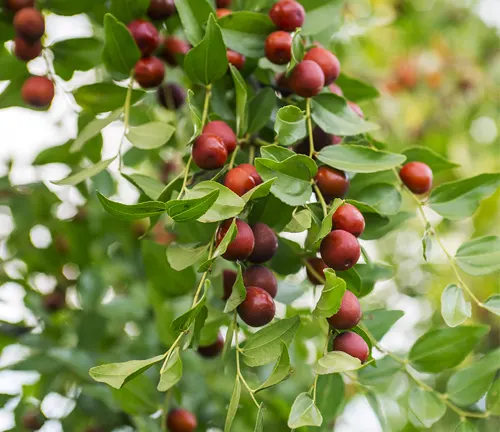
[{"xmin": 306, "ymin": 98, "xmax": 315, "ymax": 158}]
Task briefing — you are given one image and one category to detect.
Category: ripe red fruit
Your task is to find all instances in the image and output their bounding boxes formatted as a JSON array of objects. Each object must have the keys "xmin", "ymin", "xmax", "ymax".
[
  {"xmin": 227, "ymin": 49, "xmax": 245, "ymax": 70},
  {"xmin": 238, "ymin": 164, "xmax": 263, "ymax": 185},
  {"xmin": 202, "ymin": 120, "xmax": 237, "ymax": 153},
  {"xmin": 333, "ymin": 331, "xmax": 369, "ymax": 362},
  {"xmin": 304, "ymin": 47, "xmax": 341, "ymax": 85},
  {"xmin": 222, "ymin": 269, "xmax": 237, "ymax": 300},
  {"xmin": 22, "ymin": 411, "xmax": 43, "ymax": 430},
  {"xmin": 348, "ymin": 101, "xmax": 364, "ymax": 118},
  {"xmin": 238, "ymin": 286, "xmax": 276, "ymax": 327},
  {"xmin": 147, "ymin": 0, "xmax": 176, "ymax": 20},
  {"xmin": 320, "ymin": 230, "xmax": 360, "ymax": 271},
  {"xmin": 157, "ymin": 83, "xmax": 186, "ymax": 110},
  {"xmin": 269, "ymin": 0, "xmax": 305, "ymax": 32},
  {"xmin": 160, "ymin": 36, "xmax": 190, "ymax": 66},
  {"xmin": 327, "ymin": 290, "xmax": 362, "ymax": 329},
  {"xmin": 399, "ymin": 162, "xmax": 433, "ymax": 194},
  {"xmin": 216, "ymin": 8, "xmax": 232, "ymax": 18},
  {"xmin": 127, "ymin": 19, "xmax": 160, "ymax": 57},
  {"xmin": 14, "ymin": 8, "xmax": 44, "ymax": 41},
  {"xmin": 192, "ymin": 133, "xmax": 228, "ymax": 170},
  {"xmin": 216, "ymin": 0, "xmax": 232, "ymax": 7},
  {"xmin": 14, "ymin": 36, "xmax": 41, "ymax": 61},
  {"xmin": 216, "ymin": 219, "xmax": 255, "ymax": 261},
  {"xmin": 6, "ymin": 0, "xmax": 35, "ymax": 12},
  {"xmin": 332, "ymin": 203, "xmax": 365, "ymax": 237},
  {"xmin": 166, "ymin": 408, "xmax": 197, "ymax": 432},
  {"xmin": 224, "ymin": 167, "xmax": 256, "ymax": 196},
  {"xmin": 21, "ymin": 76, "xmax": 54, "ymax": 108},
  {"xmin": 243, "ymin": 265, "xmax": 278, "ymax": 298},
  {"xmin": 134, "ymin": 57, "xmax": 165, "ymax": 88},
  {"xmin": 329, "ymin": 83, "xmax": 344, "ymax": 96},
  {"xmin": 248, "ymin": 223, "xmax": 278, "ymax": 264},
  {"xmin": 306, "ymin": 257, "xmax": 327, "ymax": 285},
  {"xmin": 43, "ymin": 291, "xmax": 66, "ymax": 312},
  {"xmin": 315, "ymin": 166, "xmax": 350, "ymax": 200},
  {"xmin": 198, "ymin": 333, "xmax": 224, "ymax": 357},
  {"xmin": 265, "ymin": 31, "xmax": 292, "ymax": 65},
  {"xmin": 276, "ymin": 72, "xmax": 293, "ymax": 96},
  {"xmin": 289, "ymin": 60, "xmax": 325, "ymax": 98}
]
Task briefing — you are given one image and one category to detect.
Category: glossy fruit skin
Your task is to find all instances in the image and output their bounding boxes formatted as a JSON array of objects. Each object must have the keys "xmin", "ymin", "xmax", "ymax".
[
  {"xmin": 134, "ymin": 57, "xmax": 165, "ymax": 88},
  {"xmin": 306, "ymin": 257, "xmax": 327, "ymax": 285},
  {"xmin": 14, "ymin": 8, "xmax": 45, "ymax": 41},
  {"xmin": 217, "ymin": 0, "xmax": 231, "ymax": 6},
  {"xmin": 222, "ymin": 269, "xmax": 237, "ymax": 300},
  {"xmin": 238, "ymin": 286, "xmax": 276, "ymax": 327},
  {"xmin": 265, "ymin": 31, "xmax": 292, "ymax": 65},
  {"xmin": 289, "ymin": 60, "xmax": 325, "ymax": 98},
  {"xmin": 216, "ymin": 219, "xmax": 255, "ymax": 261},
  {"xmin": 333, "ymin": 331, "xmax": 369, "ymax": 362},
  {"xmin": 320, "ymin": 230, "xmax": 360, "ymax": 271},
  {"xmin": 269, "ymin": 0, "xmax": 305, "ymax": 32},
  {"xmin": 198, "ymin": 333, "xmax": 224, "ymax": 357},
  {"xmin": 22, "ymin": 76, "xmax": 54, "ymax": 108},
  {"xmin": 43, "ymin": 291, "xmax": 66, "ymax": 312},
  {"xmin": 304, "ymin": 47, "xmax": 340, "ymax": 85},
  {"xmin": 224, "ymin": 167, "xmax": 256, "ymax": 196},
  {"xmin": 14, "ymin": 36, "xmax": 41, "ymax": 61},
  {"xmin": 6, "ymin": 0, "xmax": 35, "ymax": 11},
  {"xmin": 315, "ymin": 166, "xmax": 350, "ymax": 200},
  {"xmin": 127, "ymin": 19, "xmax": 160, "ymax": 57},
  {"xmin": 192, "ymin": 133, "xmax": 228, "ymax": 170},
  {"xmin": 248, "ymin": 223, "xmax": 278, "ymax": 264},
  {"xmin": 227, "ymin": 49, "xmax": 245, "ymax": 70},
  {"xmin": 157, "ymin": 83, "xmax": 186, "ymax": 110},
  {"xmin": 203, "ymin": 120, "xmax": 237, "ymax": 153},
  {"xmin": 332, "ymin": 203, "xmax": 365, "ymax": 237},
  {"xmin": 22, "ymin": 411, "xmax": 43, "ymax": 430},
  {"xmin": 327, "ymin": 290, "xmax": 362, "ymax": 329},
  {"xmin": 166, "ymin": 408, "xmax": 197, "ymax": 432},
  {"xmin": 161, "ymin": 36, "xmax": 190, "ymax": 66},
  {"xmin": 216, "ymin": 8, "xmax": 232, "ymax": 18},
  {"xmin": 147, "ymin": 0, "xmax": 176, "ymax": 20},
  {"xmin": 329, "ymin": 83, "xmax": 344, "ymax": 96},
  {"xmin": 243, "ymin": 265, "xmax": 278, "ymax": 298},
  {"xmin": 348, "ymin": 101, "xmax": 364, "ymax": 118},
  {"xmin": 238, "ymin": 164, "xmax": 263, "ymax": 185},
  {"xmin": 399, "ymin": 162, "xmax": 433, "ymax": 194}
]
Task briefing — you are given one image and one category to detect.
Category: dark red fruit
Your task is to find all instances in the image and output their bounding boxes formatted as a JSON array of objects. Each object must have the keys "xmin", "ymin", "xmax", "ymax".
[
  {"xmin": 320, "ymin": 230, "xmax": 360, "ymax": 271},
  {"xmin": 227, "ymin": 49, "xmax": 245, "ymax": 70},
  {"xmin": 315, "ymin": 166, "xmax": 349, "ymax": 200},
  {"xmin": 269, "ymin": 0, "xmax": 305, "ymax": 32},
  {"xmin": 157, "ymin": 83, "xmax": 186, "ymax": 109},
  {"xmin": 295, "ymin": 127, "xmax": 341, "ymax": 155},
  {"xmin": 327, "ymin": 290, "xmax": 362, "ymax": 329},
  {"xmin": 161, "ymin": 36, "xmax": 190, "ymax": 66},
  {"xmin": 224, "ymin": 167, "xmax": 256, "ymax": 196},
  {"xmin": 14, "ymin": 8, "xmax": 44, "ymax": 41},
  {"xmin": 348, "ymin": 101, "xmax": 364, "ymax": 118},
  {"xmin": 289, "ymin": 60, "xmax": 325, "ymax": 98},
  {"xmin": 276, "ymin": 72, "xmax": 293, "ymax": 96},
  {"xmin": 166, "ymin": 408, "xmax": 197, "ymax": 432},
  {"xmin": 333, "ymin": 331, "xmax": 369, "ymax": 362},
  {"xmin": 6, "ymin": 0, "xmax": 34, "ymax": 12},
  {"xmin": 399, "ymin": 162, "xmax": 433, "ymax": 194},
  {"xmin": 248, "ymin": 223, "xmax": 278, "ymax": 264},
  {"xmin": 238, "ymin": 164, "xmax": 263, "ymax": 185},
  {"xmin": 198, "ymin": 333, "xmax": 224, "ymax": 357},
  {"xmin": 222, "ymin": 269, "xmax": 237, "ymax": 300},
  {"xmin": 134, "ymin": 56, "xmax": 165, "ymax": 88},
  {"xmin": 22, "ymin": 411, "xmax": 43, "ymax": 430},
  {"xmin": 216, "ymin": 8, "xmax": 232, "ymax": 18},
  {"xmin": 329, "ymin": 83, "xmax": 344, "ymax": 96},
  {"xmin": 306, "ymin": 257, "xmax": 327, "ymax": 285},
  {"xmin": 43, "ymin": 291, "xmax": 66, "ymax": 312},
  {"xmin": 14, "ymin": 36, "xmax": 41, "ymax": 61},
  {"xmin": 237, "ymin": 286, "xmax": 276, "ymax": 327},
  {"xmin": 265, "ymin": 31, "xmax": 292, "ymax": 65},
  {"xmin": 203, "ymin": 120, "xmax": 237, "ymax": 153},
  {"xmin": 243, "ymin": 265, "xmax": 278, "ymax": 298},
  {"xmin": 332, "ymin": 203, "xmax": 365, "ymax": 237},
  {"xmin": 304, "ymin": 47, "xmax": 340, "ymax": 85},
  {"xmin": 147, "ymin": 0, "xmax": 176, "ymax": 20},
  {"xmin": 22, "ymin": 76, "xmax": 54, "ymax": 108},
  {"xmin": 192, "ymin": 133, "xmax": 228, "ymax": 170},
  {"xmin": 127, "ymin": 19, "xmax": 160, "ymax": 57},
  {"xmin": 216, "ymin": 219, "xmax": 255, "ymax": 261},
  {"xmin": 216, "ymin": 0, "xmax": 231, "ymax": 6}
]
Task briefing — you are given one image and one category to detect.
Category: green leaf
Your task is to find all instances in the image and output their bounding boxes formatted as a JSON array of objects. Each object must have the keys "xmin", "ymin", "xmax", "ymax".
[
  {"xmin": 186, "ymin": 89, "xmax": 203, "ymax": 141},
  {"xmin": 122, "ymin": 173, "xmax": 165, "ymax": 200},
  {"xmin": 429, "ymin": 173, "xmax": 500, "ymax": 220},
  {"xmin": 157, "ymin": 348, "xmax": 183, "ymax": 391},
  {"xmin": 165, "ymin": 190, "xmax": 219, "ymax": 222},
  {"xmin": 302, "ymin": 0, "xmax": 344, "ymax": 37},
  {"xmin": 340, "ymin": 267, "xmax": 362, "ymax": 296},
  {"xmin": 317, "ymin": 145, "xmax": 406, "ymax": 173},
  {"xmin": 316, "ymin": 374, "xmax": 344, "ymax": 425},
  {"xmin": 0, "ymin": 48, "xmax": 28, "ymax": 81},
  {"xmin": 355, "ymin": 263, "xmax": 394, "ymax": 298},
  {"xmin": 97, "ymin": 193, "xmax": 166, "ymax": 221},
  {"xmin": 312, "ymin": 198, "xmax": 344, "ymax": 246},
  {"xmin": 167, "ymin": 243, "xmax": 209, "ymax": 271},
  {"xmin": 51, "ymin": 37, "xmax": 102, "ymax": 80},
  {"xmin": 487, "ymin": 378, "xmax": 500, "ymax": 415},
  {"xmin": 256, "ymin": 343, "xmax": 291, "ymax": 392},
  {"xmin": 249, "ymin": 194, "xmax": 295, "ymax": 232},
  {"xmin": 219, "ymin": 12, "xmax": 275, "ymax": 58},
  {"xmin": 247, "ymin": 88, "xmax": 276, "ymax": 134},
  {"xmin": 287, "ymin": 392, "xmax": 323, "ymax": 429},
  {"xmin": 358, "ymin": 356, "xmax": 401, "ymax": 385},
  {"xmin": 254, "ymin": 404, "xmax": 264, "ymax": 432},
  {"xmin": 126, "ymin": 122, "xmax": 175, "ymax": 150},
  {"xmin": 52, "ymin": 157, "xmax": 116, "ymax": 186},
  {"xmin": 224, "ymin": 378, "xmax": 241, "ymax": 432},
  {"xmin": 484, "ymin": 294, "xmax": 500, "ymax": 316},
  {"xmin": 362, "ymin": 309, "xmax": 404, "ymax": 341},
  {"xmin": 284, "ymin": 209, "xmax": 312, "ymax": 233},
  {"xmin": 230, "ymin": 65, "xmax": 248, "ymax": 137},
  {"xmin": 409, "ymin": 325, "xmax": 489, "ymax": 373},
  {"xmin": 408, "ymin": 387, "xmax": 447, "ymax": 429},
  {"xmin": 313, "ymin": 269, "xmax": 346, "ymax": 318},
  {"xmin": 171, "ymin": 283, "xmax": 208, "ymax": 332},
  {"xmin": 286, "ymin": 29, "xmax": 304, "ymax": 74},
  {"xmin": 102, "ymin": 14, "xmax": 141, "ymax": 80},
  {"xmin": 274, "ymin": 105, "xmax": 307, "ymax": 146},
  {"xmin": 353, "ymin": 183, "xmax": 402, "ymax": 215},
  {"xmin": 454, "ymin": 421, "xmax": 478, "ymax": 432},
  {"xmin": 402, "ymin": 147, "xmax": 460, "ymax": 173},
  {"xmin": 184, "ymin": 15, "xmax": 228, "ymax": 85},
  {"xmin": 89, "ymin": 354, "xmax": 165, "ymax": 389},
  {"xmin": 260, "ymin": 145, "xmax": 296, "ymax": 162},
  {"xmin": 241, "ymin": 178, "xmax": 276, "ymax": 202},
  {"xmin": 111, "ymin": 374, "xmax": 158, "ymax": 415},
  {"xmin": 74, "ymin": 83, "xmax": 144, "ymax": 114},
  {"xmin": 314, "ymin": 351, "xmax": 363, "ymax": 375},
  {"xmin": 335, "ymin": 73, "xmax": 380, "ymax": 102},
  {"xmin": 311, "ymin": 94, "xmax": 379, "ymax": 136},
  {"xmin": 175, "ymin": 0, "xmax": 213, "ymax": 46},
  {"xmin": 441, "ymin": 285, "xmax": 471, "ymax": 328},
  {"xmin": 222, "ymin": 318, "xmax": 236, "ymax": 361},
  {"xmin": 242, "ymin": 316, "xmax": 300, "ymax": 367},
  {"xmin": 269, "ymin": 237, "xmax": 303, "ymax": 275},
  {"xmin": 361, "ymin": 211, "xmax": 414, "ymax": 241},
  {"xmin": 224, "ymin": 264, "xmax": 246, "ymax": 313},
  {"xmin": 455, "ymin": 236, "xmax": 500, "ymax": 276},
  {"xmin": 110, "ymin": 0, "xmax": 150, "ymax": 25},
  {"xmin": 198, "ymin": 219, "xmax": 237, "ymax": 272}
]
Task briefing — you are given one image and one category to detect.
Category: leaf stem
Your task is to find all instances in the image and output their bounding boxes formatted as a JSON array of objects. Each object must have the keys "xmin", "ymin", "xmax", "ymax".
[
  {"xmin": 248, "ymin": 145, "xmax": 255, "ymax": 164},
  {"xmin": 312, "ymin": 183, "xmax": 328, "ymax": 218},
  {"xmin": 306, "ymin": 98, "xmax": 315, "ymax": 158},
  {"xmin": 160, "ymin": 331, "xmax": 185, "ymax": 373},
  {"xmin": 118, "ymin": 74, "xmax": 135, "ymax": 171},
  {"xmin": 178, "ymin": 156, "xmax": 193, "ymax": 199},
  {"xmin": 303, "ymin": 259, "xmax": 326, "ymax": 285},
  {"xmin": 191, "ymin": 233, "xmax": 215, "ymax": 306},
  {"xmin": 228, "ymin": 145, "xmax": 240, "ymax": 169},
  {"xmin": 201, "ymin": 84, "xmax": 212, "ymax": 127}
]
